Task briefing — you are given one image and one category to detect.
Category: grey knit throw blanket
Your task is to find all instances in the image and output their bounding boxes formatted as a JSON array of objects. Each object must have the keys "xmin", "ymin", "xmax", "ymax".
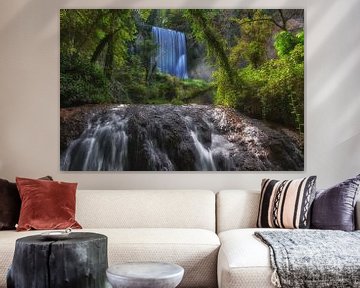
[{"xmin": 255, "ymin": 230, "xmax": 360, "ymax": 288}]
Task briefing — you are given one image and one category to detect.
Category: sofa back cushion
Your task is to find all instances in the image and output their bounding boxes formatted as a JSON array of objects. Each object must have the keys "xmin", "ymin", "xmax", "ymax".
[
  {"xmin": 76, "ymin": 190, "xmax": 216, "ymax": 231},
  {"xmin": 216, "ymin": 190, "xmax": 260, "ymax": 233},
  {"xmin": 217, "ymin": 190, "xmax": 360, "ymax": 233}
]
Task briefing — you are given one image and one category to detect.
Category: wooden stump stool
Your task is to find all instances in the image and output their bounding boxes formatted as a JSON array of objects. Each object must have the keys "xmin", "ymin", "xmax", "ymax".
[{"xmin": 7, "ymin": 232, "xmax": 108, "ymax": 288}]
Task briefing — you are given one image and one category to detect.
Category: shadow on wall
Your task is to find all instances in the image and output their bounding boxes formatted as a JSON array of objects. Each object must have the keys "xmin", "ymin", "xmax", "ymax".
[
  {"xmin": 308, "ymin": 0, "xmax": 360, "ymax": 105},
  {"xmin": 306, "ymin": 0, "xmax": 360, "ymax": 183},
  {"xmin": 307, "ymin": 0, "xmax": 360, "ymax": 144},
  {"xmin": 0, "ymin": 1, "xmax": 67, "ymax": 35}
]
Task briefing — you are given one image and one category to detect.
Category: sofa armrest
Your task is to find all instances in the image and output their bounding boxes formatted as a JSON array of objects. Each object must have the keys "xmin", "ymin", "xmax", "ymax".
[{"xmin": 356, "ymin": 201, "xmax": 360, "ymax": 230}]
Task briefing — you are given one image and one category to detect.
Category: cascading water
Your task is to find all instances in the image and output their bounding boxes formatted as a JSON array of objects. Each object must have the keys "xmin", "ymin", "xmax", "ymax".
[
  {"xmin": 62, "ymin": 107, "xmax": 129, "ymax": 171},
  {"xmin": 184, "ymin": 116, "xmax": 216, "ymax": 171},
  {"xmin": 61, "ymin": 105, "xmax": 237, "ymax": 171},
  {"xmin": 61, "ymin": 104, "xmax": 304, "ymax": 171},
  {"xmin": 152, "ymin": 26, "xmax": 188, "ymax": 79}
]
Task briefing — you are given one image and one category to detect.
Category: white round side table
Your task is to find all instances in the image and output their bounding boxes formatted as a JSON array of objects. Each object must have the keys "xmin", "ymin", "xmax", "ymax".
[{"xmin": 106, "ymin": 262, "xmax": 184, "ymax": 288}]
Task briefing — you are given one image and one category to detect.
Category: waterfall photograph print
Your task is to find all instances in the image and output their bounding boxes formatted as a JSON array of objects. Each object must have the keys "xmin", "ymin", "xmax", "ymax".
[{"xmin": 60, "ymin": 9, "xmax": 304, "ymax": 171}]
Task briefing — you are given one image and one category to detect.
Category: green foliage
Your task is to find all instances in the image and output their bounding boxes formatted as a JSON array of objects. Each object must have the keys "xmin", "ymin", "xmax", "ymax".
[
  {"xmin": 113, "ymin": 58, "xmax": 213, "ymax": 105},
  {"xmin": 274, "ymin": 31, "xmax": 299, "ymax": 57},
  {"xmin": 60, "ymin": 53, "xmax": 112, "ymax": 107},
  {"xmin": 170, "ymin": 98, "xmax": 185, "ymax": 105},
  {"xmin": 296, "ymin": 31, "xmax": 304, "ymax": 45},
  {"xmin": 138, "ymin": 9, "xmax": 152, "ymax": 22},
  {"xmin": 136, "ymin": 37, "xmax": 158, "ymax": 82},
  {"xmin": 184, "ymin": 10, "xmax": 236, "ymax": 83},
  {"xmin": 184, "ymin": 10, "xmax": 304, "ymax": 131},
  {"xmin": 182, "ymin": 79, "xmax": 209, "ymax": 89},
  {"xmin": 245, "ymin": 42, "xmax": 265, "ymax": 67},
  {"xmin": 215, "ymin": 26, "xmax": 304, "ymax": 130},
  {"xmin": 144, "ymin": 76, "xmax": 212, "ymax": 105},
  {"xmin": 156, "ymin": 77, "xmax": 178, "ymax": 101},
  {"xmin": 239, "ymin": 37, "xmax": 304, "ymax": 130},
  {"xmin": 214, "ymin": 10, "xmax": 273, "ymax": 111},
  {"xmin": 111, "ymin": 54, "xmax": 147, "ymax": 103},
  {"xmin": 60, "ymin": 9, "xmax": 99, "ymax": 55},
  {"xmin": 236, "ymin": 66, "xmax": 264, "ymax": 118},
  {"xmin": 230, "ymin": 10, "xmax": 273, "ymax": 68},
  {"xmin": 175, "ymin": 78, "xmax": 213, "ymax": 103},
  {"xmin": 184, "ymin": 9, "xmax": 243, "ymax": 110},
  {"xmin": 61, "ymin": 9, "xmax": 137, "ymax": 75},
  {"xmin": 60, "ymin": 9, "xmax": 304, "ymax": 132},
  {"xmin": 213, "ymin": 68, "xmax": 241, "ymax": 108}
]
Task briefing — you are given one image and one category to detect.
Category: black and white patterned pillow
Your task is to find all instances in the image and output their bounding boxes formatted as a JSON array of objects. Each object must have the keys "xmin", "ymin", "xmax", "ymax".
[{"xmin": 257, "ymin": 176, "xmax": 317, "ymax": 229}]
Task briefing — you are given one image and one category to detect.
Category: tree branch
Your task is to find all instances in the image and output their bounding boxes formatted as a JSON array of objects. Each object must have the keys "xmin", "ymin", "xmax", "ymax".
[{"xmin": 237, "ymin": 18, "xmax": 286, "ymax": 31}]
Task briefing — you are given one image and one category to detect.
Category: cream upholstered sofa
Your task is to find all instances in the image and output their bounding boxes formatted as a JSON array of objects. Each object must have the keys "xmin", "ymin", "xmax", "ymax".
[
  {"xmin": 0, "ymin": 190, "xmax": 219, "ymax": 288},
  {"xmin": 1, "ymin": 189, "xmax": 359, "ymax": 288}
]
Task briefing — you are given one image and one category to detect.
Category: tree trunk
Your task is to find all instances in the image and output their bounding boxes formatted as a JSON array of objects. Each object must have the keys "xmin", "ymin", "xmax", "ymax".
[
  {"xmin": 104, "ymin": 34, "xmax": 114, "ymax": 79},
  {"xmin": 91, "ymin": 32, "xmax": 114, "ymax": 64},
  {"xmin": 7, "ymin": 232, "xmax": 108, "ymax": 288},
  {"xmin": 186, "ymin": 10, "xmax": 235, "ymax": 84}
]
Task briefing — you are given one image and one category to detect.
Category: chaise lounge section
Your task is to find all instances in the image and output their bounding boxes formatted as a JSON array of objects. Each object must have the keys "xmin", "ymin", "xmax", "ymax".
[{"xmin": 216, "ymin": 189, "xmax": 360, "ymax": 288}]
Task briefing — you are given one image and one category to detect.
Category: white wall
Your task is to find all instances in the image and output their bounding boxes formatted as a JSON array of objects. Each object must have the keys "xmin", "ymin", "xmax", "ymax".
[{"xmin": 0, "ymin": 0, "xmax": 359, "ymax": 191}]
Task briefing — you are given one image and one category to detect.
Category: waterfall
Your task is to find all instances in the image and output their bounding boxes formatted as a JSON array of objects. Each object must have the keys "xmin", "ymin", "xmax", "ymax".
[
  {"xmin": 61, "ymin": 105, "xmax": 237, "ymax": 171},
  {"xmin": 62, "ymin": 107, "xmax": 129, "ymax": 171},
  {"xmin": 61, "ymin": 104, "xmax": 304, "ymax": 171},
  {"xmin": 152, "ymin": 26, "xmax": 188, "ymax": 79},
  {"xmin": 190, "ymin": 130, "xmax": 216, "ymax": 171},
  {"xmin": 184, "ymin": 116, "xmax": 216, "ymax": 171}
]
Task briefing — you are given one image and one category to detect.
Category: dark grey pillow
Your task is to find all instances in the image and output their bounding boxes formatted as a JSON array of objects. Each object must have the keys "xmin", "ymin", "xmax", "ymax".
[
  {"xmin": 0, "ymin": 179, "xmax": 20, "ymax": 230},
  {"xmin": 311, "ymin": 174, "xmax": 360, "ymax": 231}
]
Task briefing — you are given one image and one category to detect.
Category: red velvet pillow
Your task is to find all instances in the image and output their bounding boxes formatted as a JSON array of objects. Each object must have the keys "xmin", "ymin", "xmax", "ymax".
[
  {"xmin": 0, "ymin": 176, "xmax": 53, "ymax": 230},
  {"xmin": 16, "ymin": 177, "xmax": 82, "ymax": 231}
]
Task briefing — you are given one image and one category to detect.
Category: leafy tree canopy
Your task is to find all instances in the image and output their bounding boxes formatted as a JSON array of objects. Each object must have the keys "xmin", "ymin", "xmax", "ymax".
[{"xmin": 60, "ymin": 9, "xmax": 304, "ymax": 131}]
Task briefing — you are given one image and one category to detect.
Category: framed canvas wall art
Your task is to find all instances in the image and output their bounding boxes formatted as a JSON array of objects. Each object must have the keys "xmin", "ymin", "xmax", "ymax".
[{"xmin": 60, "ymin": 9, "xmax": 304, "ymax": 171}]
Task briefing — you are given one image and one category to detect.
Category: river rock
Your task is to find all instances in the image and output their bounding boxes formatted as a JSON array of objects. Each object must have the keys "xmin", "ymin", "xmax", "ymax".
[{"xmin": 60, "ymin": 104, "xmax": 304, "ymax": 171}]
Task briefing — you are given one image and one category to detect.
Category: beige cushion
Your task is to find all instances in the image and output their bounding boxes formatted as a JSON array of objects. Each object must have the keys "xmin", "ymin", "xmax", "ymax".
[
  {"xmin": 0, "ymin": 228, "xmax": 219, "ymax": 288},
  {"xmin": 216, "ymin": 190, "xmax": 260, "ymax": 233},
  {"xmin": 217, "ymin": 228, "xmax": 277, "ymax": 288},
  {"xmin": 76, "ymin": 190, "xmax": 216, "ymax": 231}
]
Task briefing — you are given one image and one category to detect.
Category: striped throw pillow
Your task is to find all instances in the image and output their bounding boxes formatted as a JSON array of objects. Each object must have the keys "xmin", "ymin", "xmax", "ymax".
[{"xmin": 257, "ymin": 176, "xmax": 317, "ymax": 229}]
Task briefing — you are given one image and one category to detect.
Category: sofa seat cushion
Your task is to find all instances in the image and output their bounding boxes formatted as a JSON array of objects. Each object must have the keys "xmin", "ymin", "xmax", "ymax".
[
  {"xmin": 218, "ymin": 228, "xmax": 281, "ymax": 288},
  {"xmin": 0, "ymin": 228, "xmax": 219, "ymax": 288},
  {"xmin": 102, "ymin": 228, "xmax": 220, "ymax": 288}
]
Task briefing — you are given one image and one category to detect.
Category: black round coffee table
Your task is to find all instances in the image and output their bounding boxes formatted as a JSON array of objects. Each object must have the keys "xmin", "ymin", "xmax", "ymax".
[{"xmin": 7, "ymin": 232, "xmax": 108, "ymax": 288}]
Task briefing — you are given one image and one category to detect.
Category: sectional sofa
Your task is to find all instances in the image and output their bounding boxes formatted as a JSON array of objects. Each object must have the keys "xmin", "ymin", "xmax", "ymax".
[{"xmin": 0, "ymin": 189, "xmax": 359, "ymax": 288}]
